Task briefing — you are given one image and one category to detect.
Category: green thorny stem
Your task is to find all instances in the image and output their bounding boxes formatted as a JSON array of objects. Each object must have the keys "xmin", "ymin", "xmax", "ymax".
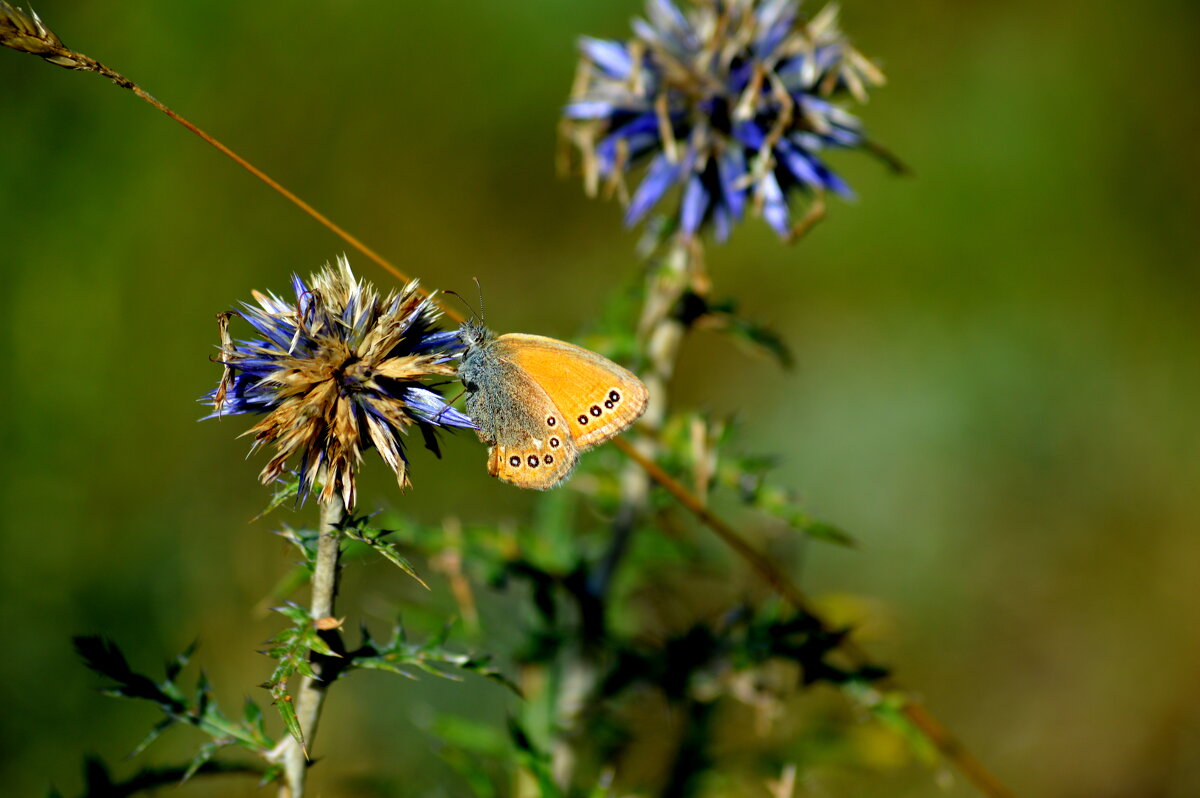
[
  {"xmin": 2, "ymin": 12, "xmax": 1016, "ymax": 796},
  {"xmin": 271, "ymin": 495, "xmax": 346, "ymax": 798},
  {"xmin": 551, "ymin": 234, "xmax": 698, "ymax": 788}
]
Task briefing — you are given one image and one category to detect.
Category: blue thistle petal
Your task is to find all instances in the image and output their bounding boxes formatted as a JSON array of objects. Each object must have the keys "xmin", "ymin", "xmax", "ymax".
[
  {"xmin": 413, "ymin": 329, "xmax": 463, "ymax": 355},
  {"xmin": 563, "ymin": 100, "xmax": 619, "ymax": 120},
  {"xmin": 680, "ymin": 173, "xmax": 710, "ymax": 234},
  {"xmin": 712, "ymin": 203, "xmax": 732, "ymax": 242},
  {"xmin": 596, "ymin": 112, "xmax": 661, "ymax": 173},
  {"xmin": 760, "ymin": 172, "xmax": 791, "ymax": 235},
  {"xmin": 626, "ymin": 153, "xmax": 683, "ymax": 225},
  {"xmin": 631, "ymin": 17, "xmax": 664, "ymax": 50},
  {"xmin": 646, "ymin": 0, "xmax": 696, "ymax": 49},
  {"xmin": 579, "ymin": 37, "xmax": 634, "ymax": 79},
  {"xmin": 404, "ymin": 388, "xmax": 477, "ymax": 429},
  {"xmin": 240, "ymin": 306, "xmax": 298, "ymax": 351},
  {"xmin": 754, "ymin": 0, "xmax": 798, "ymax": 59},
  {"xmin": 816, "ymin": 163, "xmax": 855, "ymax": 199},
  {"xmin": 776, "ymin": 56, "xmax": 815, "ymax": 92},
  {"xmin": 732, "ymin": 120, "xmax": 766, "ymax": 150},
  {"xmin": 776, "ymin": 138, "xmax": 823, "ymax": 188},
  {"xmin": 814, "ymin": 44, "xmax": 841, "ymax": 72},
  {"xmin": 718, "ymin": 148, "xmax": 748, "ymax": 220},
  {"xmin": 291, "ymin": 273, "xmax": 310, "ymax": 309}
]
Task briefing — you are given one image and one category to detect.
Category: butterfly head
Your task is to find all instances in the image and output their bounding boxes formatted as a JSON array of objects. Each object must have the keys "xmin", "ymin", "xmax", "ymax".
[{"xmin": 457, "ymin": 318, "xmax": 494, "ymax": 354}]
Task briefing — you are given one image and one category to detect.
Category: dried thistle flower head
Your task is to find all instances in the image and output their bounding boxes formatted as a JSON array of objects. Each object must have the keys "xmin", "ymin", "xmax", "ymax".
[
  {"xmin": 0, "ymin": 2, "xmax": 86, "ymax": 68},
  {"xmin": 562, "ymin": 0, "xmax": 887, "ymax": 242},
  {"xmin": 207, "ymin": 257, "xmax": 474, "ymax": 508}
]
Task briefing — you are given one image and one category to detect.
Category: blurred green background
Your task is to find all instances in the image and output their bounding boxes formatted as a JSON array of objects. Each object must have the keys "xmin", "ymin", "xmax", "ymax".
[{"xmin": 3, "ymin": 0, "xmax": 1199, "ymax": 795}]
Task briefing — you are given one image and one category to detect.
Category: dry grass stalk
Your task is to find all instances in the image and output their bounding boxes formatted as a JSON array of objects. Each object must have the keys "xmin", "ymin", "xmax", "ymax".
[{"xmin": 0, "ymin": 2, "xmax": 130, "ymax": 83}]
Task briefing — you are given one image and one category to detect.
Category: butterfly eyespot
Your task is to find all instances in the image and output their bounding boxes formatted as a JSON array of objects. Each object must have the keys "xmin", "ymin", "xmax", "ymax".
[
  {"xmin": 550, "ymin": 437, "xmax": 560, "ymax": 448},
  {"xmin": 578, "ymin": 414, "xmax": 589, "ymax": 425},
  {"xmin": 509, "ymin": 456, "xmax": 521, "ymax": 467},
  {"xmin": 604, "ymin": 400, "xmax": 614, "ymax": 409},
  {"xmin": 589, "ymin": 405, "xmax": 602, "ymax": 417},
  {"xmin": 527, "ymin": 455, "xmax": 539, "ymax": 468},
  {"xmin": 546, "ymin": 416, "xmax": 557, "ymax": 427},
  {"xmin": 544, "ymin": 454, "xmax": 554, "ymax": 465},
  {"xmin": 609, "ymin": 390, "xmax": 621, "ymax": 402}
]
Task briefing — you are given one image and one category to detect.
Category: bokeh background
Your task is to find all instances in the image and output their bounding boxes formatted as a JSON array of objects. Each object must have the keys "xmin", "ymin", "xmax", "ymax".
[{"xmin": 2, "ymin": 0, "xmax": 1199, "ymax": 795}]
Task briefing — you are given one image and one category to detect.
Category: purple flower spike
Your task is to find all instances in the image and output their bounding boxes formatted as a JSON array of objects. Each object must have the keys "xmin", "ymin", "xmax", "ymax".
[{"xmin": 562, "ymin": 0, "xmax": 888, "ymax": 242}]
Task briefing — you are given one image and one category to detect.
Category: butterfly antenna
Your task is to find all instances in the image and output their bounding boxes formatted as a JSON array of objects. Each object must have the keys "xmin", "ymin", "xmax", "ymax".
[
  {"xmin": 442, "ymin": 290, "xmax": 478, "ymax": 322},
  {"xmin": 473, "ymin": 277, "xmax": 485, "ymax": 325}
]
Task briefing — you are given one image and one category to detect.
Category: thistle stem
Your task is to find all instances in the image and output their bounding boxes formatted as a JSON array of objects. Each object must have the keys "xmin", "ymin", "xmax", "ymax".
[
  {"xmin": 278, "ymin": 495, "xmax": 345, "ymax": 798},
  {"xmin": 590, "ymin": 239, "xmax": 690, "ymax": 597},
  {"xmin": 554, "ymin": 235, "xmax": 694, "ymax": 787}
]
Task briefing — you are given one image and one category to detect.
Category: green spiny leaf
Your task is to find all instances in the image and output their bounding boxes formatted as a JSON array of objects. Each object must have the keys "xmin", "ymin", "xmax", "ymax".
[
  {"xmin": 74, "ymin": 636, "xmax": 180, "ymax": 710},
  {"xmin": 848, "ymin": 683, "xmax": 940, "ymax": 766},
  {"xmin": 181, "ymin": 739, "xmax": 226, "ymax": 783},
  {"xmin": 251, "ymin": 474, "xmax": 301, "ymax": 522},
  {"xmin": 350, "ymin": 624, "xmax": 520, "ymax": 696},
  {"xmin": 303, "ymin": 628, "xmax": 338, "ymax": 658},
  {"xmin": 338, "ymin": 517, "xmax": 428, "ymax": 588},
  {"xmin": 260, "ymin": 763, "xmax": 284, "ymax": 786},
  {"xmin": 164, "ymin": 640, "xmax": 198, "ymax": 682},
  {"xmin": 271, "ymin": 682, "xmax": 305, "ymax": 749},
  {"xmin": 127, "ymin": 717, "xmax": 173, "ymax": 759},
  {"xmin": 273, "ymin": 601, "xmax": 310, "ymax": 625},
  {"xmin": 242, "ymin": 698, "xmax": 271, "ymax": 748}
]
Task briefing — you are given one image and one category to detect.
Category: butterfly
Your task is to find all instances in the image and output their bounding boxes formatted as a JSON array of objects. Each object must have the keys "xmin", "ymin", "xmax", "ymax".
[{"xmin": 457, "ymin": 319, "xmax": 648, "ymax": 489}]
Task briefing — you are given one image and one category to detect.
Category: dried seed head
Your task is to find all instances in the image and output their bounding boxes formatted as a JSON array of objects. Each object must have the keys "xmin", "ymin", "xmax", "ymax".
[
  {"xmin": 205, "ymin": 257, "xmax": 475, "ymax": 508},
  {"xmin": 0, "ymin": 2, "xmax": 87, "ymax": 68}
]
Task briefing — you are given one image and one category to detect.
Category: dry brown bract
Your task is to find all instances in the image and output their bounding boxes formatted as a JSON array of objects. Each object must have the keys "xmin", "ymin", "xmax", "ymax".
[
  {"xmin": 0, "ymin": 2, "xmax": 86, "ymax": 68},
  {"xmin": 212, "ymin": 258, "xmax": 467, "ymax": 508}
]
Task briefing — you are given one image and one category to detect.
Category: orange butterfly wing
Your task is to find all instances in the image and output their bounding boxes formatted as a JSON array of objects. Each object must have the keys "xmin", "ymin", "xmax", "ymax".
[
  {"xmin": 491, "ymin": 334, "xmax": 648, "ymax": 450},
  {"xmin": 464, "ymin": 354, "xmax": 579, "ymax": 490},
  {"xmin": 487, "ymin": 436, "xmax": 577, "ymax": 490}
]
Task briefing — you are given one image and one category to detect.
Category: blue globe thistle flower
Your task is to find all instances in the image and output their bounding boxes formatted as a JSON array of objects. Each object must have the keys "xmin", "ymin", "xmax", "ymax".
[
  {"xmin": 206, "ymin": 257, "xmax": 475, "ymax": 508},
  {"xmin": 562, "ymin": 0, "xmax": 887, "ymax": 242}
]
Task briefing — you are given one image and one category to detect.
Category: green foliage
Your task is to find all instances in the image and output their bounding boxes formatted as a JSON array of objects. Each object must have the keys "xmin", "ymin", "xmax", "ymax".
[
  {"xmin": 250, "ymin": 474, "xmax": 302, "ymax": 522},
  {"xmin": 425, "ymin": 714, "xmax": 597, "ymax": 798},
  {"xmin": 72, "ymin": 637, "xmax": 275, "ymax": 783},
  {"xmin": 348, "ymin": 620, "xmax": 520, "ymax": 696},
  {"xmin": 508, "ymin": 717, "xmax": 564, "ymax": 798},
  {"xmin": 336, "ymin": 513, "xmax": 429, "ymax": 588},
  {"xmin": 656, "ymin": 412, "xmax": 857, "ymax": 547},
  {"xmin": 844, "ymin": 682, "xmax": 941, "ymax": 766},
  {"xmin": 598, "ymin": 602, "xmax": 887, "ymax": 707},
  {"xmin": 261, "ymin": 602, "xmax": 338, "ymax": 747},
  {"xmin": 688, "ymin": 293, "xmax": 795, "ymax": 369}
]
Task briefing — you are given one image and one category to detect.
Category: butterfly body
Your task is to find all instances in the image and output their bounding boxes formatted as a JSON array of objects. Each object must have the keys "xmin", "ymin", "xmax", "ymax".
[{"xmin": 458, "ymin": 320, "xmax": 648, "ymax": 490}]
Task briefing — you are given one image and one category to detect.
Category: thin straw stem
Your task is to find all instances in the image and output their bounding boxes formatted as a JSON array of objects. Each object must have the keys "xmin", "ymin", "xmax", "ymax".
[
  {"xmin": 553, "ymin": 234, "xmax": 692, "ymax": 787},
  {"xmin": 0, "ymin": 3, "xmax": 426, "ymax": 299}
]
